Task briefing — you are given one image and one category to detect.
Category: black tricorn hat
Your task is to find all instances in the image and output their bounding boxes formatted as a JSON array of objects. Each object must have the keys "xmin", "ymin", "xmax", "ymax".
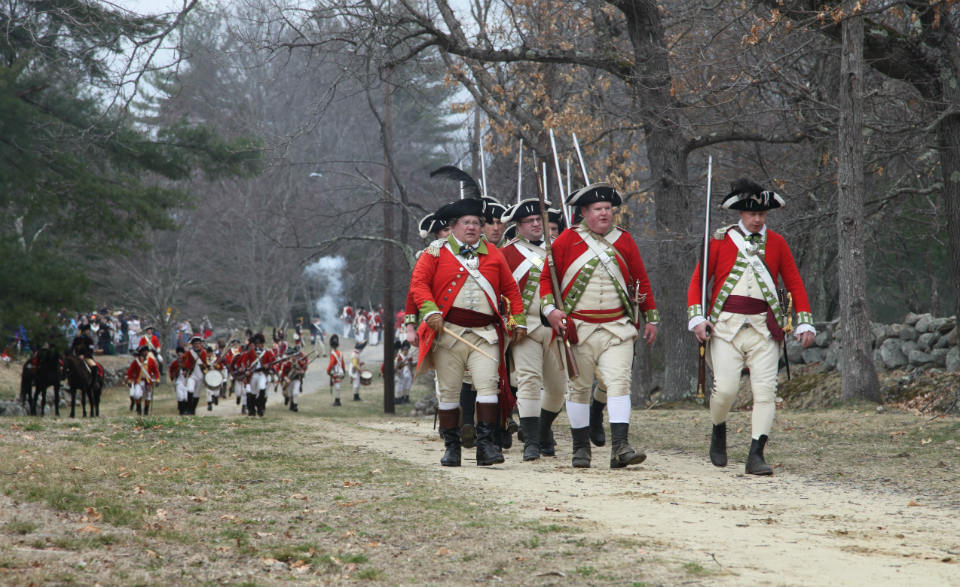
[
  {"xmin": 434, "ymin": 198, "xmax": 485, "ymax": 222},
  {"xmin": 565, "ymin": 182, "xmax": 622, "ymax": 208},
  {"xmin": 501, "ymin": 198, "xmax": 549, "ymax": 223},
  {"xmin": 547, "ymin": 207, "xmax": 567, "ymax": 230},
  {"xmin": 481, "ymin": 196, "xmax": 507, "ymax": 222},
  {"xmin": 429, "ymin": 165, "xmax": 482, "ymax": 199},
  {"xmin": 418, "ymin": 213, "xmax": 449, "ymax": 239},
  {"xmin": 251, "ymin": 332, "xmax": 266, "ymax": 344},
  {"xmin": 720, "ymin": 178, "xmax": 785, "ymax": 211}
]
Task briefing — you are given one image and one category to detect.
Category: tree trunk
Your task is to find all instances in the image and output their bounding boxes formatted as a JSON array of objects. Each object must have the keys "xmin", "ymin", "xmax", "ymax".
[
  {"xmin": 630, "ymin": 336, "xmax": 653, "ymax": 406},
  {"xmin": 382, "ymin": 69, "xmax": 396, "ymax": 414},
  {"xmin": 939, "ymin": 113, "xmax": 960, "ymax": 325},
  {"xmin": 623, "ymin": 1, "xmax": 697, "ymax": 402},
  {"xmin": 837, "ymin": 1, "xmax": 880, "ymax": 403}
]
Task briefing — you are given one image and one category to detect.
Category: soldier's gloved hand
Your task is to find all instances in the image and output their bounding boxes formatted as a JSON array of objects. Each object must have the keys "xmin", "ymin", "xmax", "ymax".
[
  {"xmin": 512, "ymin": 327, "xmax": 527, "ymax": 344},
  {"xmin": 425, "ymin": 314, "xmax": 444, "ymax": 335}
]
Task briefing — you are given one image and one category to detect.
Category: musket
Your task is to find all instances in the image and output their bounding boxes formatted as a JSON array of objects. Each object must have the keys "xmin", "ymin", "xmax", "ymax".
[
  {"xmin": 516, "ymin": 139, "xmax": 523, "ymax": 204},
  {"xmin": 696, "ymin": 157, "xmax": 713, "ymax": 405},
  {"xmin": 777, "ymin": 289, "xmax": 794, "ymax": 380},
  {"xmin": 533, "ymin": 152, "xmax": 580, "ymax": 379},
  {"xmin": 548, "ymin": 130, "xmax": 572, "ymax": 226}
]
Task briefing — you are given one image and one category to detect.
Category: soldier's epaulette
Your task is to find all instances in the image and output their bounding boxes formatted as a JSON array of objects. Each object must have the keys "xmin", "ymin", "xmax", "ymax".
[
  {"xmin": 713, "ymin": 225, "xmax": 737, "ymax": 240},
  {"xmin": 501, "ymin": 237, "xmax": 520, "ymax": 248},
  {"xmin": 427, "ymin": 239, "xmax": 445, "ymax": 257},
  {"xmin": 415, "ymin": 249, "xmax": 425, "ymax": 260}
]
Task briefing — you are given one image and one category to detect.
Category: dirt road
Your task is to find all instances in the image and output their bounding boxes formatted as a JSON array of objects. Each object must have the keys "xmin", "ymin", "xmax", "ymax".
[{"xmin": 317, "ymin": 418, "xmax": 959, "ymax": 587}]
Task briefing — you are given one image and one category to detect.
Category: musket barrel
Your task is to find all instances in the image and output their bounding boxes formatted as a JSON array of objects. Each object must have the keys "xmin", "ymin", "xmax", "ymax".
[{"xmin": 571, "ymin": 133, "xmax": 590, "ymax": 184}]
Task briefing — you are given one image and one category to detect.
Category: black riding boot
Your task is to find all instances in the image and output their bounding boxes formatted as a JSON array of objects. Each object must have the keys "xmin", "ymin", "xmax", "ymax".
[
  {"xmin": 130, "ymin": 397, "xmax": 135, "ymax": 411},
  {"xmin": 746, "ymin": 435, "xmax": 773, "ymax": 476},
  {"xmin": 710, "ymin": 422, "xmax": 728, "ymax": 467},
  {"xmin": 143, "ymin": 402, "xmax": 150, "ymax": 416},
  {"xmin": 589, "ymin": 399, "xmax": 607, "ymax": 447},
  {"xmin": 258, "ymin": 392, "xmax": 266, "ymax": 416},
  {"xmin": 246, "ymin": 393, "xmax": 257, "ymax": 417},
  {"xmin": 609, "ymin": 423, "xmax": 646, "ymax": 469},
  {"xmin": 475, "ymin": 403, "xmax": 505, "ymax": 466},
  {"xmin": 284, "ymin": 396, "xmax": 290, "ymax": 406},
  {"xmin": 495, "ymin": 426, "xmax": 507, "ymax": 451},
  {"xmin": 519, "ymin": 417, "xmax": 540, "ymax": 461},
  {"xmin": 571, "ymin": 426, "xmax": 592, "ymax": 468},
  {"xmin": 438, "ymin": 408, "xmax": 462, "ymax": 467},
  {"xmin": 332, "ymin": 397, "xmax": 341, "ymax": 406},
  {"xmin": 177, "ymin": 400, "xmax": 184, "ymax": 415},
  {"xmin": 459, "ymin": 382, "xmax": 477, "ymax": 449},
  {"xmin": 136, "ymin": 402, "xmax": 142, "ymax": 416},
  {"xmin": 207, "ymin": 401, "xmax": 213, "ymax": 411},
  {"xmin": 538, "ymin": 409, "xmax": 560, "ymax": 457},
  {"xmin": 291, "ymin": 403, "xmax": 298, "ymax": 412}
]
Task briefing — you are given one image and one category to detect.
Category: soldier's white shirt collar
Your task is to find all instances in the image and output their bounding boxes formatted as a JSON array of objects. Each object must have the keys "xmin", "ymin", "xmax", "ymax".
[{"xmin": 738, "ymin": 220, "xmax": 767, "ymax": 237}]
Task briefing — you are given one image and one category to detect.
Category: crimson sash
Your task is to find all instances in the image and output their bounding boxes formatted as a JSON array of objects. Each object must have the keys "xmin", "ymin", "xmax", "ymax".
[
  {"xmin": 722, "ymin": 295, "xmax": 783, "ymax": 341},
  {"xmin": 445, "ymin": 308, "xmax": 514, "ymax": 426}
]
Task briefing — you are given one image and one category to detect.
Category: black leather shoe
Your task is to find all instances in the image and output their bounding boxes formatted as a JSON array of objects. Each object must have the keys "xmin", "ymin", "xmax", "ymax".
[
  {"xmin": 538, "ymin": 409, "xmax": 560, "ymax": 457},
  {"xmin": 571, "ymin": 427, "xmax": 591, "ymax": 468},
  {"xmin": 589, "ymin": 399, "xmax": 607, "ymax": 447},
  {"xmin": 519, "ymin": 417, "xmax": 540, "ymax": 461},
  {"xmin": 284, "ymin": 396, "xmax": 290, "ymax": 406},
  {"xmin": 332, "ymin": 398, "xmax": 341, "ymax": 406},
  {"xmin": 746, "ymin": 435, "xmax": 774, "ymax": 475},
  {"xmin": 710, "ymin": 422, "xmax": 728, "ymax": 467},
  {"xmin": 609, "ymin": 423, "xmax": 646, "ymax": 469}
]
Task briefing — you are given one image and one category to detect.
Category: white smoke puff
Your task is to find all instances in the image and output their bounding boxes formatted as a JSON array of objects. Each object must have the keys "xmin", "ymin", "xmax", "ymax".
[{"xmin": 303, "ymin": 256, "xmax": 347, "ymax": 335}]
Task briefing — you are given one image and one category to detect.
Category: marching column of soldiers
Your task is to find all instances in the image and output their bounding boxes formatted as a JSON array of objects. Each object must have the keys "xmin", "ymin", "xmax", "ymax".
[{"xmin": 403, "ymin": 159, "xmax": 816, "ymax": 474}]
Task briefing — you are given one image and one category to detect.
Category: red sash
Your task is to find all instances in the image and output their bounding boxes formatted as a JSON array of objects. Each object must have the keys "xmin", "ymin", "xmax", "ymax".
[{"xmin": 722, "ymin": 295, "xmax": 783, "ymax": 341}]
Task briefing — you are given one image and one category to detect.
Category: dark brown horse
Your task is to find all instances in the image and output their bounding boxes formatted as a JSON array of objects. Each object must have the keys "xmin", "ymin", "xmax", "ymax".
[
  {"xmin": 62, "ymin": 355, "xmax": 103, "ymax": 418},
  {"xmin": 19, "ymin": 348, "xmax": 63, "ymax": 417}
]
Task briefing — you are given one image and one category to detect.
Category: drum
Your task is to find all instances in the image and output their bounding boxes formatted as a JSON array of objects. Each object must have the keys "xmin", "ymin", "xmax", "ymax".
[
  {"xmin": 360, "ymin": 370, "xmax": 373, "ymax": 386},
  {"xmin": 204, "ymin": 370, "xmax": 224, "ymax": 391}
]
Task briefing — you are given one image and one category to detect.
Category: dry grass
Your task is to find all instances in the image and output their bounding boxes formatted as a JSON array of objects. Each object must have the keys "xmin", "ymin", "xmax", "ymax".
[{"xmin": 0, "ymin": 409, "xmax": 690, "ymax": 586}]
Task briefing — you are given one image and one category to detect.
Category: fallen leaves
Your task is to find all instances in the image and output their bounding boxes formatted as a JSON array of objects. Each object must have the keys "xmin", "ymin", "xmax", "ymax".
[
  {"xmin": 76, "ymin": 525, "xmax": 100, "ymax": 533},
  {"xmin": 190, "ymin": 496, "xmax": 207, "ymax": 502},
  {"xmin": 536, "ymin": 571, "xmax": 565, "ymax": 577},
  {"xmin": 255, "ymin": 532, "xmax": 274, "ymax": 538},
  {"xmin": 337, "ymin": 500, "xmax": 368, "ymax": 508},
  {"xmin": 908, "ymin": 500, "xmax": 925, "ymax": 507},
  {"xmin": 82, "ymin": 507, "xmax": 103, "ymax": 522},
  {"xmin": 70, "ymin": 467, "xmax": 84, "ymax": 472},
  {"xmin": 343, "ymin": 481, "xmax": 362, "ymax": 487},
  {"xmin": 920, "ymin": 438, "xmax": 932, "ymax": 445},
  {"xmin": 219, "ymin": 515, "xmax": 237, "ymax": 520},
  {"xmin": 544, "ymin": 506, "xmax": 564, "ymax": 513},
  {"xmin": 155, "ymin": 509, "xmax": 168, "ymax": 520}
]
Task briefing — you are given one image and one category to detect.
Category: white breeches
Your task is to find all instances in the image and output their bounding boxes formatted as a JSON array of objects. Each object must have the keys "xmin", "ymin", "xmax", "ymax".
[
  {"xmin": 288, "ymin": 379, "xmax": 301, "ymax": 403},
  {"xmin": 344, "ymin": 323, "xmax": 352, "ymax": 338},
  {"xmin": 512, "ymin": 326, "xmax": 567, "ymax": 416},
  {"xmin": 129, "ymin": 382, "xmax": 152, "ymax": 401},
  {"xmin": 369, "ymin": 331, "xmax": 379, "ymax": 345},
  {"xmin": 433, "ymin": 330, "xmax": 499, "ymax": 404},
  {"xmin": 709, "ymin": 325, "xmax": 779, "ymax": 439},
  {"xmin": 175, "ymin": 377, "xmax": 189, "ymax": 402},
  {"xmin": 567, "ymin": 329, "xmax": 633, "ymax": 404},
  {"xmin": 187, "ymin": 375, "xmax": 203, "ymax": 397},
  {"xmin": 251, "ymin": 372, "xmax": 268, "ymax": 393}
]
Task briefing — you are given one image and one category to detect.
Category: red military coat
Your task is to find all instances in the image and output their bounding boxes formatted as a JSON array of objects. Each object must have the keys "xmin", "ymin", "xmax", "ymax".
[
  {"xmin": 239, "ymin": 347, "xmax": 276, "ymax": 373},
  {"xmin": 539, "ymin": 225, "xmax": 658, "ymax": 326},
  {"xmin": 686, "ymin": 226, "xmax": 812, "ymax": 326},
  {"xmin": 279, "ymin": 352, "xmax": 308, "ymax": 379},
  {"xmin": 138, "ymin": 334, "xmax": 161, "ymax": 352},
  {"xmin": 126, "ymin": 355, "xmax": 160, "ymax": 385},
  {"xmin": 409, "ymin": 236, "xmax": 525, "ymax": 372},
  {"xmin": 180, "ymin": 348, "xmax": 208, "ymax": 374}
]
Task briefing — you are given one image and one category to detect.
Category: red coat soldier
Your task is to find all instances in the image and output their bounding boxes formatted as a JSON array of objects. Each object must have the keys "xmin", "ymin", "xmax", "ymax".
[{"xmin": 687, "ymin": 178, "xmax": 815, "ymax": 475}]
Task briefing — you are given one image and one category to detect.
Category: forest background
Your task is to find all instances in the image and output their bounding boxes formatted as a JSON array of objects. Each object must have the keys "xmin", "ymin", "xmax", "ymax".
[{"xmin": 2, "ymin": 0, "xmax": 958, "ymax": 404}]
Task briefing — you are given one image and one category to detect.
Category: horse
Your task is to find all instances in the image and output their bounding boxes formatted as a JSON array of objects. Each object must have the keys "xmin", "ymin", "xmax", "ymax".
[
  {"xmin": 62, "ymin": 355, "xmax": 104, "ymax": 418},
  {"xmin": 19, "ymin": 348, "xmax": 63, "ymax": 416}
]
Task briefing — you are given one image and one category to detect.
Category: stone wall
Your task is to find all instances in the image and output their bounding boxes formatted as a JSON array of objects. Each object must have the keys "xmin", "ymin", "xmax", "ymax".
[{"xmin": 786, "ymin": 313, "xmax": 959, "ymax": 374}]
